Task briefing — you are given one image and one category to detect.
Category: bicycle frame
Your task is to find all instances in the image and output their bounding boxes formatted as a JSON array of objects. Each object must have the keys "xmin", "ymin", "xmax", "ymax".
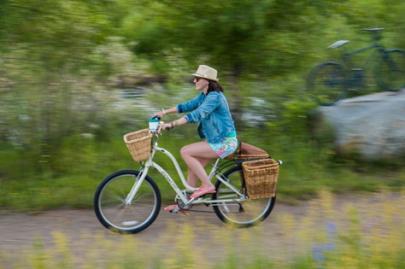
[
  {"xmin": 336, "ymin": 33, "xmax": 389, "ymax": 70},
  {"xmin": 307, "ymin": 28, "xmax": 404, "ymax": 102},
  {"xmin": 343, "ymin": 43, "xmax": 381, "ymax": 59},
  {"xmin": 335, "ymin": 42, "xmax": 388, "ymax": 90},
  {"xmin": 124, "ymin": 136, "xmax": 246, "ymax": 208}
]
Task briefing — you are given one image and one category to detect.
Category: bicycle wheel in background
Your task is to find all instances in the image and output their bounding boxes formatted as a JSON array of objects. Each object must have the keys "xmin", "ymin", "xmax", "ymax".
[
  {"xmin": 306, "ymin": 62, "xmax": 346, "ymax": 105},
  {"xmin": 94, "ymin": 170, "xmax": 161, "ymax": 234},
  {"xmin": 213, "ymin": 166, "xmax": 276, "ymax": 227},
  {"xmin": 377, "ymin": 49, "xmax": 405, "ymax": 91}
]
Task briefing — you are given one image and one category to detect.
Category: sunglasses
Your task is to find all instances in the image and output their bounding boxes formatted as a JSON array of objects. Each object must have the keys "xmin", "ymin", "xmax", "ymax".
[{"xmin": 193, "ymin": 77, "xmax": 201, "ymax": 83}]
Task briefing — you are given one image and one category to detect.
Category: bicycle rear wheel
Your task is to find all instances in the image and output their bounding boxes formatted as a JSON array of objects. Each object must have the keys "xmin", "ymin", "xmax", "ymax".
[
  {"xmin": 212, "ymin": 166, "xmax": 276, "ymax": 227},
  {"xmin": 306, "ymin": 62, "xmax": 346, "ymax": 105},
  {"xmin": 377, "ymin": 49, "xmax": 405, "ymax": 91},
  {"xmin": 94, "ymin": 170, "xmax": 161, "ymax": 234}
]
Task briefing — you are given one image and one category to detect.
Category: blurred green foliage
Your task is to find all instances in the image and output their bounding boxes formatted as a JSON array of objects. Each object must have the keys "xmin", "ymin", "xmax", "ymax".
[{"xmin": 0, "ymin": 0, "xmax": 405, "ymax": 210}]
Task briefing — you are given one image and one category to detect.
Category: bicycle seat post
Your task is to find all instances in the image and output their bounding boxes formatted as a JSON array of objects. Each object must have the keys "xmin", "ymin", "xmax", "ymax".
[{"xmin": 362, "ymin": 27, "xmax": 383, "ymax": 45}]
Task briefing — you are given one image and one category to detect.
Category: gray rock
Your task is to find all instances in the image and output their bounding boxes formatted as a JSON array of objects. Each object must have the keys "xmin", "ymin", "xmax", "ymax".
[{"xmin": 316, "ymin": 89, "xmax": 405, "ymax": 160}]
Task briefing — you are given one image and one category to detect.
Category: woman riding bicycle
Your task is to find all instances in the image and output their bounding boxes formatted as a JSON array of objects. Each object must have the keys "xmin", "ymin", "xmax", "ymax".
[
  {"xmin": 153, "ymin": 65, "xmax": 238, "ymax": 211},
  {"xmin": 94, "ymin": 65, "xmax": 277, "ymax": 232}
]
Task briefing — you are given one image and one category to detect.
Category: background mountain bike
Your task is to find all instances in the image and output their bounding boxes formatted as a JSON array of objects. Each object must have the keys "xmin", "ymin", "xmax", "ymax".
[
  {"xmin": 306, "ymin": 28, "xmax": 405, "ymax": 105},
  {"xmin": 94, "ymin": 121, "xmax": 280, "ymax": 234}
]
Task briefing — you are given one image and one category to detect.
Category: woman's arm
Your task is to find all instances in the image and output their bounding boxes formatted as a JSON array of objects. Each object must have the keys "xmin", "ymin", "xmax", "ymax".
[
  {"xmin": 162, "ymin": 92, "xmax": 220, "ymax": 128},
  {"xmin": 184, "ymin": 92, "xmax": 220, "ymax": 123},
  {"xmin": 160, "ymin": 116, "xmax": 188, "ymax": 131},
  {"xmin": 153, "ymin": 93, "xmax": 203, "ymax": 118},
  {"xmin": 162, "ymin": 106, "xmax": 178, "ymax": 116},
  {"xmin": 176, "ymin": 93, "xmax": 204, "ymax": 113},
  {"xmin": 153, "ymin": 106, "xmax": 178, "ymax": 118}
]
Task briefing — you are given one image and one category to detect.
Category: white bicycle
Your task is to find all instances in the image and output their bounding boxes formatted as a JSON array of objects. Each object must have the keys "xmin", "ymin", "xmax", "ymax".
[{"xmin": 94, "ymin": 123, "xmax": 279, "ymax": 234}]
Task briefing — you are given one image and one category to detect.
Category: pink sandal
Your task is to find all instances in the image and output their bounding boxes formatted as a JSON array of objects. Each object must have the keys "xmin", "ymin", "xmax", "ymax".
[
  {"xmin": 163, "ymin": 204, "xmax": 189, "ymax": 215},
  {"xmin": 164, "ymin": 204, "xmax": 179, "ymax": 213},
  {"xmin": 190, "ymin": 186, "xmax": 216, "ymax": 199}
]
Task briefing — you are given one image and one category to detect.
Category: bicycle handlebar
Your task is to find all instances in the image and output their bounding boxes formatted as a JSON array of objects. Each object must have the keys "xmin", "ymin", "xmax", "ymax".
[
  {"xmin": 149, "ymin": 116, "xmax": 161, "ymax": 134},
  {"xmin": 149, "ymin": 116, "xmax": 173, "ymax": 136}
]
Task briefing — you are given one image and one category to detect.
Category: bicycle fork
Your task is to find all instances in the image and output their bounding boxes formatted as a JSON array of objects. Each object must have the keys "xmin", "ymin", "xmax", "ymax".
[{"xmin": 124, "ymin": 167, "xmax": 149, "ymax": 205}]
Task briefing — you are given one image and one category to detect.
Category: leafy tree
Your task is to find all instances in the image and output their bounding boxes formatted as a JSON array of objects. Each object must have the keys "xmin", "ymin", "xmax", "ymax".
[{"xmin": 120, "ymin": 0, "xmax": 330, "ymax": 126}]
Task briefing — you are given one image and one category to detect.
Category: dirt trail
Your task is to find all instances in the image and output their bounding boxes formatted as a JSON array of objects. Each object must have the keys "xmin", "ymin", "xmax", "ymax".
[{"xmin": 0, "ymin": 192, "xmax": 403, "ymax": 265}]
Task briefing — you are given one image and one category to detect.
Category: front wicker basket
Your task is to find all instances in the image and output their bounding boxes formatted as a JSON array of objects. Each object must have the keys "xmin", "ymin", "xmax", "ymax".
[
  {"xmin": 123, "ymin": 129, "xmax": 153, "ymax": 162},
  {"xmin": 242, "ymin": 158, "xmax": 280, "ymax": 199}
]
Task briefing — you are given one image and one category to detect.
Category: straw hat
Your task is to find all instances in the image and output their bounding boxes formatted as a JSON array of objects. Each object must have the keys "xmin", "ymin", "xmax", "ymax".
[{"xmin": 192, "ymin": 65, "xmax": 219, "ymax": 82}]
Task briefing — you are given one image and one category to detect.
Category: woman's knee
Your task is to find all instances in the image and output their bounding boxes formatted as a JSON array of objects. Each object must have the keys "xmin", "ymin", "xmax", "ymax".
[
  {"xmin": 180, "ymin": 145, "xmax": 191, "ymax": 158},
  {"xmin": 181, "ymin": 142, "xmax": 216, "ymax": 159},
  {"xmin": 181, "ymin": 143, "xmax": 201, "ymax": 158}
]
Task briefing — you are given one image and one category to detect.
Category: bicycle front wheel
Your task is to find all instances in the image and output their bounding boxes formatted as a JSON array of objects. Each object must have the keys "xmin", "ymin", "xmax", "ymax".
[
  {"xmin": 213, "ymin": 166, "xmax": 276, "ymax": 227},
  {"xmin": 94, "ymin": 170, "xmax": 161, "ymax": 234},
  {"xmin": 306, "ymin": 62, "xmax": 346, "ymax": 105}
]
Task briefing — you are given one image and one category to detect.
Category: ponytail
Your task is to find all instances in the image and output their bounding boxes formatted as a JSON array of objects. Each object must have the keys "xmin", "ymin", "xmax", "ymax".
[{"xmin": 207, "ymin": 80, "xmax": 224, "ymax": 94}]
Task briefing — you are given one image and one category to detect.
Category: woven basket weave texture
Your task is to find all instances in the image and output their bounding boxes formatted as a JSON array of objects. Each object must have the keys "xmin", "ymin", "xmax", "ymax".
[
  {"xmin": 242, "ymin": 158, "xmax": 279, "ymax": 199},
  {"xmin": 237, "ymin": 153, "xmax": 269, "ymax": 160},
  {"xmin": 123, "ymin": 129, "xmax": 152, "ymax": 162}
]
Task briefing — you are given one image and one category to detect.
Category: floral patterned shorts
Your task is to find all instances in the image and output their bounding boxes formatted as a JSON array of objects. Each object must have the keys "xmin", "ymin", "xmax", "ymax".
[{"xmin": 208, "ymin": 136, "xmax": 238, "ymax": 159}]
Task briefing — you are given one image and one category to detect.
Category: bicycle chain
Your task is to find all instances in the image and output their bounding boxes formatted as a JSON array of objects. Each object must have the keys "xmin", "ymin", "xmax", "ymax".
[
  {"xmin": 175, "ymin": 194, "xmax": 216, "ymax": 213},
  {"xmin": 176, "ymin": 200, "xmax": 214, "ymax": 213}
]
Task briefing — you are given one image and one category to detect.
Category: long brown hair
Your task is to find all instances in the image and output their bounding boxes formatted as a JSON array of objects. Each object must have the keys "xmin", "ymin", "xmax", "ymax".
[{"xmin": 207, "ymin": 80, "xmax": 224, "ymax": 94}]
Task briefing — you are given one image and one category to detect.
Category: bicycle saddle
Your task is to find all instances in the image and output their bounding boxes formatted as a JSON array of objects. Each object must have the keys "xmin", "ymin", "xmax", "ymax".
[
  {"xmin": 362, "ymin": 27, "xmax": 384, "ymax": 32},
  {"xmin": 328, "ymin": 40, "xmax": 350, "ymax": 49}
]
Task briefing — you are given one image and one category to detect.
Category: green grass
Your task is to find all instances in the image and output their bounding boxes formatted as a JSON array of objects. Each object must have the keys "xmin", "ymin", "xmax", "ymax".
[{"xmin": 0, "ymin": 175, "xmax": 98, "ymax": 211}]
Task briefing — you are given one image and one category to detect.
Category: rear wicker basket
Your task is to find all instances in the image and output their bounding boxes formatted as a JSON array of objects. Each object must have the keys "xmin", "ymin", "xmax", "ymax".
[
  {"xmin": 242, "ymin": 158, "xmax": 280, "ymax": 199},
  {"xmin": 123, "ymin": 129, "xmax": 153, "ymax": 162}
]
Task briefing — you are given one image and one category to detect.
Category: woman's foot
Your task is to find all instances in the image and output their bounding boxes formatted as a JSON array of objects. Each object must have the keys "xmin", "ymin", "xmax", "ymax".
[
  {"xmin": 163, "ymin": 204, "xmax": 179, "ymax": 213},
  {"xmin": 190, "ymin": 185, "xmax": 216, "ymax": 199},
  {"xmin": 163, "ymin": 204, "xmax": 189, "ymax": 215}
]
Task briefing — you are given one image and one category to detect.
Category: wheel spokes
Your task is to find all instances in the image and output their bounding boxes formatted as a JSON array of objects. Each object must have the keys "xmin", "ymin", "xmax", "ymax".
[{"xmin": 96, "ymin": 173, "xmax": 159, "ymax": 231}]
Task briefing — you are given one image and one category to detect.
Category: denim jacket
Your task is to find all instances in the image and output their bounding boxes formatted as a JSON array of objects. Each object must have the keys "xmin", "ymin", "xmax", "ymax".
[{"xmin": 176, "ymin": 91, "xmax": 237, "ymax": 144}]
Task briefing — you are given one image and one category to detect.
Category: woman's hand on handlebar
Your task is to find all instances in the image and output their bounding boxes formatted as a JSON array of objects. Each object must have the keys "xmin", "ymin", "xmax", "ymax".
[
  {"xmin": 157, "ymin": 122, "xmax": 173, "ymax": 133},
  {"xmin": 152, "ymin": 107, "xmax": 177, "ymax": 119},
  {"xmin": 152, "ymin": 110, "xmax": 166, "ymax": 119}
]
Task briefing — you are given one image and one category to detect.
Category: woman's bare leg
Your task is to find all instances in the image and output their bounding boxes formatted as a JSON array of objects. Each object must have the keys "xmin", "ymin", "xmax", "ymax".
[
  {"xmin": 181, "ymin": 141, "xmax": 218, "ymax": 188},
  {"xmin": 186, "ymin": 158, "xmax": 210, "ymax": 187}
]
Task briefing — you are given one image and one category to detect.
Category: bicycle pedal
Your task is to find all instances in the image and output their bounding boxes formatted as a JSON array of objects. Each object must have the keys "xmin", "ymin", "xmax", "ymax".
[
  {"xmin": 171, "ymin": 208, "xmax": 190, "ymax": 216},
  {"xmin": 170, "ymin": 207, "xmax": 181, "ymax": 214}
]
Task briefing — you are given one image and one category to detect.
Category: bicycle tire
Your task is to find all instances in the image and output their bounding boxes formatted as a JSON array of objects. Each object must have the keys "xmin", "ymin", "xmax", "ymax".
[
  {"xmin": 376, "ymin": 49, "xmax": 405, "ymax": 91},
  {"xmin": 306, "ymin": 62, "xmax": 346, "ymax": 105},
  {"xmin": 212, "ymin": 166, "xmax": 276, "ymax": 227},
  {"xmin": 94, "ymin": 169, "xmax": 161, "ymax": 234}
]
